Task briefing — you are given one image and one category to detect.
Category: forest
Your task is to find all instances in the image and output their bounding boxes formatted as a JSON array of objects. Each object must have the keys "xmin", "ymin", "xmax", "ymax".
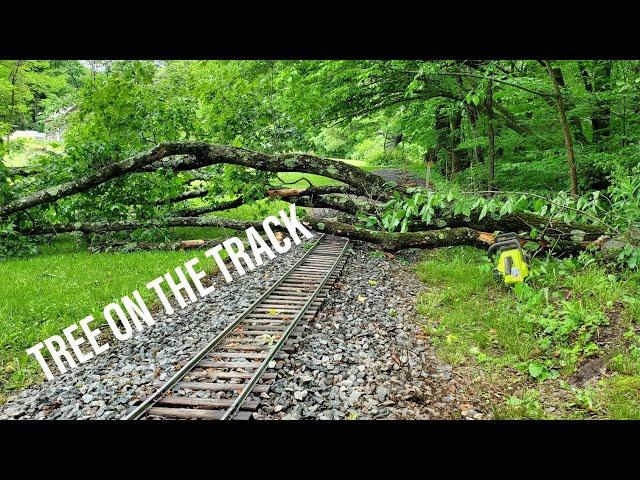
[{"xmin": 0, "ymin": 60, "xmax": 639, "ymax": 420}]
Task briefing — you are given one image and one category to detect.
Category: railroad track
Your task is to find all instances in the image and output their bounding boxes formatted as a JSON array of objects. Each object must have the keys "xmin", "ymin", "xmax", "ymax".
[{"xmin": 123, "ymin": 234, "xmax": 349, "ymax": 420}]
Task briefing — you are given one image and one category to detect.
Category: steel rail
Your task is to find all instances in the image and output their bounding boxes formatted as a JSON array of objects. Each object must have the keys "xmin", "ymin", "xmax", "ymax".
[
  {"xmin": 122, "ymin": 233, "xmax": 327, "ymax": 420},
  {"xmin": 219, "ymin": 237, "xmax": 350, "ymax": 419}
]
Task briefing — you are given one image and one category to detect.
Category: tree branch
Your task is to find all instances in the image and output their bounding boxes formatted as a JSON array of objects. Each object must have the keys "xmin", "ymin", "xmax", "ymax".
[{"xmin": 0, "ymin": 142, "xmax": 395, "ymax": 217}]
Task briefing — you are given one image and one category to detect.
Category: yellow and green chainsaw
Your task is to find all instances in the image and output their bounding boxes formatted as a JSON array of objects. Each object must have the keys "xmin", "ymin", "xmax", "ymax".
[{"xmin": 487, "ymin": 232, "xmax": 531, "ymax": 284}]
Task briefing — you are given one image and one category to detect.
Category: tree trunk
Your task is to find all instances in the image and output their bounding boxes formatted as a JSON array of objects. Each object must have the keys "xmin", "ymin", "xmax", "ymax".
[
  {"xmin": 306, "ymin": 222, "xmax": 491, "ymax": 251},
  {"xmin": 89, "ymin": 239, "xmax": 224, "ymax": 252},
  {"xmin": 492, "ymin": 100, "xmax": 533, "ymax": 137},
  {"xmin": 545, "ymin": 62, "xmax": 578, "ymax": 195},
  {"xmin": 486, "ymin": 79, "xmax": 496, "ymax": 192},
  {"xmin": 0, "ymin": 142, "xmax": 393, "ymax": 218},
  {"xmin": 591, "ymin": 61, "xmax": 612, "ymax": 147},
  {"xmin": 17, "ymin": 216, "xmax": 492, "ymax": 252},
  {"xmin": 464, "ymin": 104, "xmax": 485, "ymax": 164},
  {"xmin": 578, "ymin": 60, "xmax": 612, "ymax": 147},
  {"xmin": 449, "ymin": 109, "xmax": 465, "ymax": 173},
  {"xmin": 7, "ymin": 61, "xmax": 22, "ymax": 144},
  {"xmin": 17, "ymin": 214, "xmax": 606, "ymax": 255},
  {"xmin": 19, "ymin": 216, "xmax": 259, "ymax": 236},
  {"xmin": 414, "ymin": 210, "xmax": 605, "ymax": 241}
]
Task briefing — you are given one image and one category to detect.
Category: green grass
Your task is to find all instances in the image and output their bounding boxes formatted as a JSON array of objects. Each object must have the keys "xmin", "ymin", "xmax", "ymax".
[
  {"xmin": 2, "ymin": 138, "xmax": 63, "ymax": 167},
  {"xmin": 213, "ymin": 198, "xmax": 299, "ymax": 221},
  {"xmin": 597, "ymin": 375, "xmax": 640, "ymax": 419},
  {"xmin": 275, "ymin": 172, "xmax": 343, "ymax": 188},
  {"xmin": 415, "ymin": 246, "xmax": 640, "ymax": 419},
  {"xmin": 416, "ymin": 247, "xmax": 530, "ymax": 366},
  {"xmin": 0, "ymin": 242, "xmax": 219, "ymax": 398}
]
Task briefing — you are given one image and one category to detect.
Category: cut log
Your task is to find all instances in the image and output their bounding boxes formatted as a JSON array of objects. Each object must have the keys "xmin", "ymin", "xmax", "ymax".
[
  {"xmin": 17, "ymin": 212, "xmax": 606, "ymax": 254},
  {"xmin": 413, "ymin": 211, "xmax": 605, "ymax": 241}
]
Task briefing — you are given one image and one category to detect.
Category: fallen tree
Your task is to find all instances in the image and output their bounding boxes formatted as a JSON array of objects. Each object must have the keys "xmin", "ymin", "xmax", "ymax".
[
  {"xmin": 16, "ymin": 214, "xmax": 602, "ymax": 254},
  {"xmin": 87, "ymin": 238, "xmax": 223, "ymax": 252},
  {"xmin": 16, "ymin": 215, "xmax": 491, "ymax": 251},
  {"xmin": 1, "ymin": 141, "xmax": 617, "ymax": 255},
  {"xmin": 18, "ymin": 216, "xmax": 258, "ymax": 236},
  {"xmin": 0, "ymin": 142, "xmax": 391, "ymax": 218}
]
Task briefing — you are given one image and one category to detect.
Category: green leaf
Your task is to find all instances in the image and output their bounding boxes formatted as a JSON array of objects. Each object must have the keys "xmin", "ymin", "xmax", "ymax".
[
  {"xmin": 524, "ymin": 241, "xmax": 539, "ymax": 252},
  {"xmin": 528, "ymin": 362, "xmax": 544, "ymax": 378},
  {"xmin": 479, "ymin": 204, "xmax": 488, "ymax": 221}
]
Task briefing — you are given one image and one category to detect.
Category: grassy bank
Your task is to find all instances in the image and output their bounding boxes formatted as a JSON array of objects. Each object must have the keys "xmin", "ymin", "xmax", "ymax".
[
  {"xmin": 415, "ymin": 247, "xmax": 640, "ymax": 419},
  {"xmin": 0, "ymin": 237, "xmax": 220, "ymax": 400}
]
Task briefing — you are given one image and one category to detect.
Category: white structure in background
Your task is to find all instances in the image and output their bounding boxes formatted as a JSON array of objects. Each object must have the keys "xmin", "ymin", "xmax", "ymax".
[
  {"xmin": 8, "ymin": 130, "xmax": 47, "ymax": 140},
  {"xmin": 6, "ymin": 105, "xmax": 76, "ymax": 143},
  {"xmin": 44, "ymin": 105, "xmax": 77, "ymax": 141}
]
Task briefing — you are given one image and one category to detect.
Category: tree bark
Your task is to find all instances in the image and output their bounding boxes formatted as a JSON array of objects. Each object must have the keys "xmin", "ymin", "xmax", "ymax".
[
  {"xmin": 486, "ymin": 79, "xmax": 496, "ymax": 192},
  {"xmin": 16, "ymin": 215, "xmax": 491, "ymax": 252},
  {"xmin": 578, "ymin": 60, "xmax": 612, "ymax": 147},
  {"xmin": 464, "ymin": 104, "xmax": 484, "ymax": 164},
  {"xmin": 416, "ymin": 210, "xmax": 604, "ymax": 241},
  {"xmin": 0, "ymin": 142, "xmax": 393, "ymax": 218},
  {"xmin": 19, "ymin": 216, "xmax": 259, "ymax": 236},
  {"xmin": 19, "ymin": 212, "xmax": 607, "ymax": 254},
  {"xmin": 449, "ymin": 109, "xmax": 465, "ymax": 172},
  {"xmin": 545, "ymin": 62, "xmax": 578, "ymax": 195},
  {"xmin": 88, "ymin": 239, "xmax": 224, "ymax": 252},
  {"xmin": 492, "ymin": 100, "xmax": 533, "ymax": 137},
  {"xmin": 304, "ymin": 221, "xmax": 491, "ymax": 251}
]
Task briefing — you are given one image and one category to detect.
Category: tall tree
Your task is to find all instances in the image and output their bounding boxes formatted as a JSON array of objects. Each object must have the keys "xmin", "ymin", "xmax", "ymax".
[
  {"xmin": 485, "ymin": 79, "xmax": 496, "ymax": 192},
  {"xmin": 545, "ymin": 61, "xmax": 578, "ymax": 195},
  {"xmin": 579, "ymin": 60, "xmax": 612, "ymax": 147}
]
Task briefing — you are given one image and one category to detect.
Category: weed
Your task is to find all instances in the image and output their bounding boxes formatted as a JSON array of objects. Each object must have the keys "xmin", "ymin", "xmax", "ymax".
[{"xmin": 493, "ymin": 389, "xmax": 547, "ymax": 420}]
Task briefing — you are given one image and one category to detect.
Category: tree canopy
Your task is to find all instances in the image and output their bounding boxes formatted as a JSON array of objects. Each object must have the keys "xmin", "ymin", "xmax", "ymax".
[{"xmin": 1, "ymin": 60, "xmax": 639, "ymax": 267}]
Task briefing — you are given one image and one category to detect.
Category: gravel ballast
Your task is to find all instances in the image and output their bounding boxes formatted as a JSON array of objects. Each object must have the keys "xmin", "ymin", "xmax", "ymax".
[
  {"xmin": 255, "ymin": 242, "xmax": 485, "ymax": 420},
  {"xmin": 1, "ymin": 238, "xmax": 485, "ymax": 420},
  {"xmin": 0, "ymin": 238, "xmax": 315, "ymax": 420}
]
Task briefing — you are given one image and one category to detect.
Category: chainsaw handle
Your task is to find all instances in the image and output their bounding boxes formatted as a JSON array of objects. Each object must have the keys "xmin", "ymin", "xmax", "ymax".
[{"xmin": 487, "ymin": 239, "xmax": 520, "ymax": 260}]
